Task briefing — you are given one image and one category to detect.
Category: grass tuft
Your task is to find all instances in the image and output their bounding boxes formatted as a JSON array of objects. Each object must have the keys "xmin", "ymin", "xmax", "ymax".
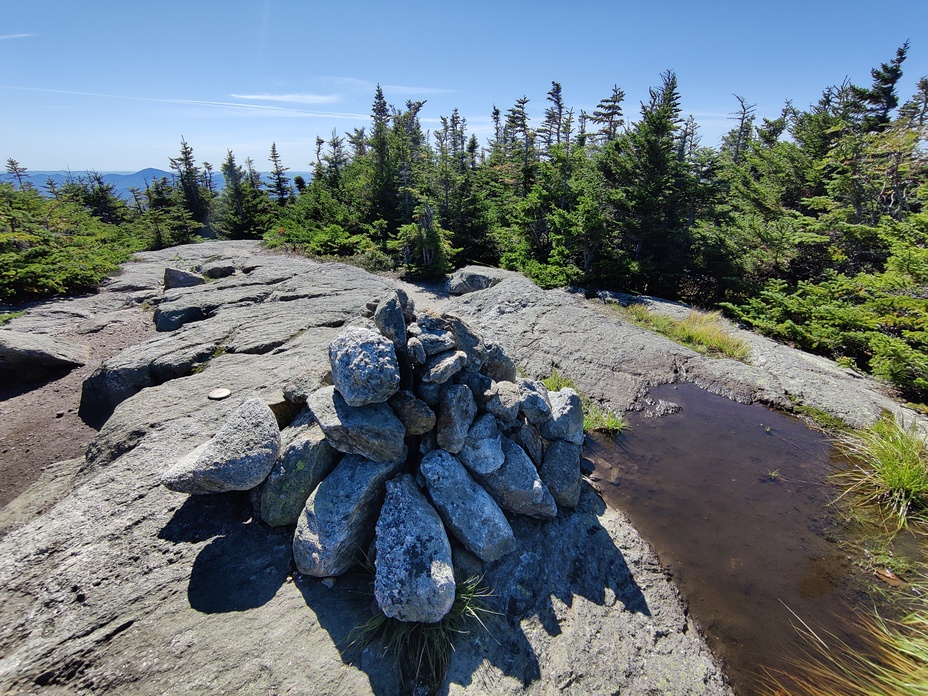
[
  {"xmin": 762, "ymin": 578, "xmax": 928, "ymax": 696},
  {"xmin": 0, "ymin": 310, "xmax": 25, "ymax": 325},
  {"xmin": 345, "ymin": 574, "xmax": 497, "ymax": 693},
  {"xmin": 614, "ymin": 303, "xmax": 752, "ymax": 361},
  {"xmin": 833, "ymin": 413, "xmax": 928, "ymax": 533},
  {"xmin": 541, "ymin": 369, "xmax": 627, "ymax": 436}
]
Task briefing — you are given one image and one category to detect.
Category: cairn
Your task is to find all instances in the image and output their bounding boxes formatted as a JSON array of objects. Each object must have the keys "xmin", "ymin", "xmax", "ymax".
[{"xmin": 163, "ymin": 289, "xmax": 584, "ymax": 623}]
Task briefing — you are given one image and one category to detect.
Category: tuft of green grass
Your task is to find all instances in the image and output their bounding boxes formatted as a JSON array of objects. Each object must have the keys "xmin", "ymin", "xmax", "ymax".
[
  {"xmin": 0, "ymin": 310, "xmax": 25, "ymax": 325},
  {"xmin": 762, "ymin": 577, "xmax": 928, "ymax": 696},
  {"xmin": 833, "ymin": 414, "xmax": 928, "ymax": 533},
  {"xmin": 614, "ymin": 303, "xmax": 752, "ymax": 361},
  {"xmin": 791, "ymin": 402, "xmax": 852, "ymax": 432},
  {"xmin": 346, "ymin": 574, "xmax": 497, "ymax": 692},
  {"xmin": 542, "ymin": 369, "xmax": 627, "ymax": 436}
]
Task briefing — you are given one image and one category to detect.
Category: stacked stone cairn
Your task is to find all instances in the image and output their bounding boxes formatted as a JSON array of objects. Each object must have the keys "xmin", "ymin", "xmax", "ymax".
[{"xmin": 162, "ymin": 289, "xmax": 584, "ymax": 624}]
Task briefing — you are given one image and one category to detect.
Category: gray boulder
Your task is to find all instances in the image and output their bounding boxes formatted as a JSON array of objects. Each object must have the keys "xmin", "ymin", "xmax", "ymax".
[
  {"xmin": 444, "ymin": 314, "xmax": 486, "ymax": 370},
  {"xmin": 486, "ymin": 380, "xmax": 522, "ymax": 423},
  {"xmin": 421, "ymin": 349, "xmax": 468, "ymax": 384},
  {"xmin": 0, "ymin": 330, "xmax": 87, "ymax": 370},
  {"xmin": 256, "ymin": 411, "xmax": 341, "ymax": 526},
  {"xmin": 373, "ymin": 291, "xmax": 407, "ymax": 356},
  {"xmin": 407, "ymin": 336, "xmax": 426, "ymax": 365},
  {"xmin": 417, "ymin": 329, "xmax": 457, "ymax": 356},
  {"xmin": 457, "ymin": 412, "xmax": 505, "ymax": 475},
  {"xmin": 375, "ymin": 474, "xmax": 455, "ymax": 623},
  {"xmin": 417, "ymin": 379, "xmax": 441, "ymax": 407},
  {"xmin": 388, "ymin": 390, "xmax": 436, "ymax": 436},
  {"xmin": 420, "ymin": 450, "xmax": 515, "ymax": 562},
  {"xmin": 328, "ymin": 327, "xmax": 400, "ymax": 407},
  {"xmin": 540, "ymin": 388, "xmax": 585, "ymax": 445},
  {"xmin": 456, "ymin": 370, "xmax": 495, "ymax": 407},
  {"xmin": 519, "ymin": 378, "xmax": 552, "ymax": 425},
  {"xmin": 293, "ymin": 454, "xmax": 402, "ymax": 577},
  {"xmin": 163, "ymin": 267, "xmax": 205, "ymax": 289},
  {"xmin": 308, "ymin": 386, "xmax": 407, "ymax": 463},
  {"xmin": 482, "ymin": 342, "xmax": 518, "ymax": 383},
  {"xmin": 436, "ymin": 384, "xmax": 477, "ymax": 454},
  {"xmin": 446, "ymin": 266, "xmax": 512, "ymax": 295},
  {"xmin": 478, "ymin": 437, "xmax": 557, "ymax": 519},
  {"xmin": 162, "ymin": 397, "xmax": 281, "ymax": 494},
  {"xmin": 540, "ymin": 440, "xmax": 582, "ymax": 508}
]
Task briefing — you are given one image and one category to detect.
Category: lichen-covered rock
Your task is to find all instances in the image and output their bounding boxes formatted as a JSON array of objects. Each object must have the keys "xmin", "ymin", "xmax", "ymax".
[
  {"xmin": 540, "ymin": 388, "xmax": 584, "ymax": 445},
  {"xmin": 436, "ymin": 383, "xmax": 477, "ymax": 454},
  {"xmin": 519, "ymin": 378, "xmax": 552, "ymax": 425},
  {"xmin": 162, "ymin": 397, "xmax": 281, "ymax": 494},
  {"xmin": 293, "ymin": 454, "xmax": 402, "ymax": 577},
  {"xmin": 457, "ymin": 412, "xmax": 505, "ymax": 475},
  {"xmin": 388, "ymin": 390, "xmax": 436, "ymax": 436},
  {"xmin": 485, "ymin": 380, "xmax": 521, "ymax": 423},
  {"xmin": 328, "ymin": 327, "xmax": 400, "ymax": 407},
  {"xmin": 308, "ymin": 386, "xmax": 407, "ymax": 463},
  {"xmin": 373, "ymin": 291, "xmax": 407, "ymax": 356},
  {"xmin": 256, "ymin": 410, "xmax": 341, "ymax": 526},
  {"xmin": 421, "ymin": 349, "xmax": 468, "ymax": 384},
  {"xmin": 420, "ymin": 449, "xmax": 515, "ymax": 562},
  {"xmin": 540, "ymin": 440, "xmax": 582, "ymax": 508},
  {"xmin": 375, "ymin": 474, "xmax": 455, "ymax": 623},
  {"xmin": 478, "ymin": 437, "xmax": 557, "ymax": 519}
]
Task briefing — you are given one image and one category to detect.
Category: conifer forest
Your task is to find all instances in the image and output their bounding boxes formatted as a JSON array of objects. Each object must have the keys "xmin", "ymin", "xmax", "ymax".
[{"xmin": 3, "ymin": 44, "xmax": 928, "ymax": 401}]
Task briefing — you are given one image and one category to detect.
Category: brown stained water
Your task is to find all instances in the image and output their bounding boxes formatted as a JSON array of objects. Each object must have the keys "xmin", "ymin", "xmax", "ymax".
[{"xmin": 586, "ymin": 383, "xmax": 870, "ymax": 695}]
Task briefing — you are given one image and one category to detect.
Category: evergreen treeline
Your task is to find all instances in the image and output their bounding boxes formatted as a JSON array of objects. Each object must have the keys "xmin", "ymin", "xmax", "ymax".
[{"xmin": 2, "ymin": 45, "xmax": 927, "ymax": 400}]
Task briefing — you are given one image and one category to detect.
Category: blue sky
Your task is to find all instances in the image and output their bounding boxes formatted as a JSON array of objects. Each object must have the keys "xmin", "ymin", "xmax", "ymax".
[{"xmin": 2, "ymin": 0, "xmax": 926, "ymax": 173}]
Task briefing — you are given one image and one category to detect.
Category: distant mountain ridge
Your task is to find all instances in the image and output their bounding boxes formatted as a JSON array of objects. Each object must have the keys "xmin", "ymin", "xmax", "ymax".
[{"xmin": 6, "ymin": 169, "xmax": 313, "ymax": 200}]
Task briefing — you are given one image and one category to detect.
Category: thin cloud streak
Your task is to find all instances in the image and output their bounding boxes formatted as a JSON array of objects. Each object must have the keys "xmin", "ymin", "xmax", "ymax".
[
  {"xmin": 0, "ymin": 33, "xmax": 35, "ymax": 40},
  {"xmin": 230, "ymin": 92, "xmax": 340, "ymax": 105},
  {"xmin": 319, "ymin": 76, "xmax": 453, "ymax": 96},
  {"xmin": 0, "ymin": 85, "xmax": 369, "ymax": 120}
]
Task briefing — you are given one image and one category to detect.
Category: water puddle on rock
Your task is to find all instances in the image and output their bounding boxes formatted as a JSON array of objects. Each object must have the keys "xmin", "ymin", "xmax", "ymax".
[{"xmin": 585, "ymin": 383, "xmax": 870, "ymax": 694}]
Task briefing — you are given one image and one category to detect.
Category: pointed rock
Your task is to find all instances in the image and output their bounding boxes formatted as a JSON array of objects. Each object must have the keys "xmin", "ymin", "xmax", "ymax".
[
  {"xmin": 436, "ymin": 384, "xmax": 477, "ymax": 454},
  {"xmin": 420, "ymin": 450, "xmax": 515, "ymax": 562},
  {"xmin": 478, "ymin": 438, "xmax": 557, "ymax": 519},
  {"xmin": 540, "ymin": 388, "xmax": 584, "ymax": 445},
  {"xmin": 256, "ymin": 410, "xmax": 341, "ymax": 526},
  {"xmin": 457, "ymin": 413, "xmax": 505, "ymax": 475},
  {"xmin": 540, "ymin": 440, "xmax": 582, "ymax": 508},
  {"xmin": 162, "ymin": 397, "xmax": 280, "ymax": 494},
  {"xmin": 375, "ymin": 474, "xmax": 455, "ymax": 623},
  {"xmin": 293, "ymin": 454, "xmax": 402, "ymax": 577}
]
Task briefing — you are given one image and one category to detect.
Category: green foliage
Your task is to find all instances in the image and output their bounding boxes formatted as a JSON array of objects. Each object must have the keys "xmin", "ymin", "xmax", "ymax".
[
  {"xmin": 0, "ymin": 183, "xmax": 148, "ymax": 301},
  {"xmin": 541, "ymin": 369, "xmax": 627, "ymax": 435},
  {"xmin": 0, "ymin": 309, "xmax": 24, "ymax": 325},
  {"xmin": 835, "ymin": 413, "xmax": 928, "ymax": 532}
]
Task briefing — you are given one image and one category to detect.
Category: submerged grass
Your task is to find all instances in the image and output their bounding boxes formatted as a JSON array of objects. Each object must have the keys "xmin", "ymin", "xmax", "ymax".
[
  {"xmin": 614, "ymin": 303, "xmax": 752, "ymax": 361},
  {"xmin": 762, "ymin": 579, "xmax": 928, "ymax": 696},
  {"xmin": 345, "ymin": 574, "xmax": 497, "ymax": 693},
  {"xmin": 834, "ymin": 414, "xmax": 928, "ymax": 533},
  {"xmin": 541, "ymin": 369, "xmax": 627, "ymax": 436}
]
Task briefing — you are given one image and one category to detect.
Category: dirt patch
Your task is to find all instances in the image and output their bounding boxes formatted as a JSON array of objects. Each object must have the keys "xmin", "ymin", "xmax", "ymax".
[{"xmin": 0, "ymin": 308, "xmax": 157, "ymax": 508}]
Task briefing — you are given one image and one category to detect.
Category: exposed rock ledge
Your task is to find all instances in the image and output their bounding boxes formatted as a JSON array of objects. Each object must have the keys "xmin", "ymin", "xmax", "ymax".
[{"xmin": 1, "ymin": 241, "xmax": 918, "ymax": 695}]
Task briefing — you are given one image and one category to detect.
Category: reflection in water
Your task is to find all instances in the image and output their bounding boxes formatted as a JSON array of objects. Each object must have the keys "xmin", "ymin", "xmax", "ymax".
[{"xmin": 587, "ymin": 383, "xmax": 869, "ymax": 695}]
